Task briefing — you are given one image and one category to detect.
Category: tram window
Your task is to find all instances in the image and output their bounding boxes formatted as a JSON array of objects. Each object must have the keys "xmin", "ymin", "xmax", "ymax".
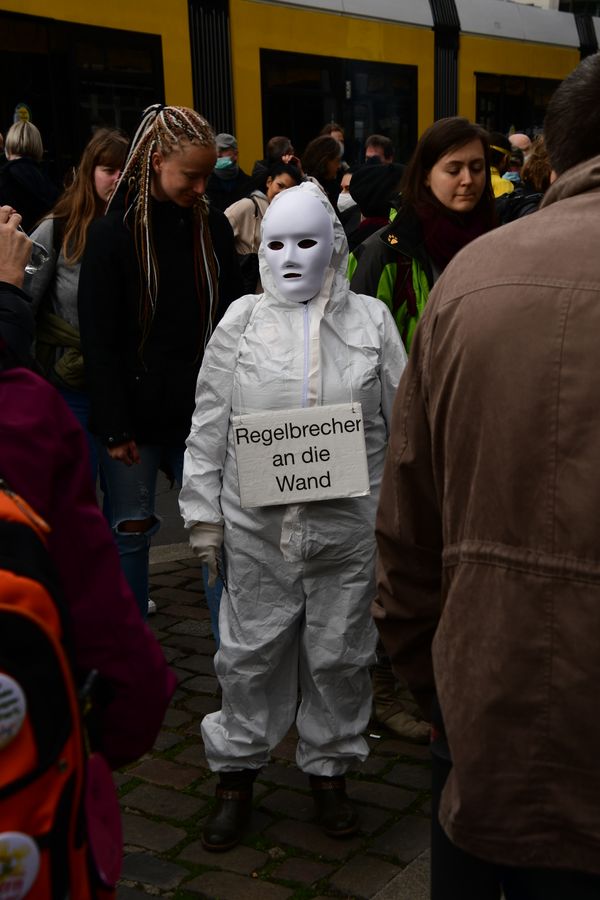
[
  {"xmin": 0, "ymin": 11, "xmax": 163, "ymax": 184},
  {"xmin": 260, "ymin": 49, "xmax": 417, "ymax": 167},
  {"xmin": 476, "ymin": 73, "xmax": 561, "ymax": 135}
]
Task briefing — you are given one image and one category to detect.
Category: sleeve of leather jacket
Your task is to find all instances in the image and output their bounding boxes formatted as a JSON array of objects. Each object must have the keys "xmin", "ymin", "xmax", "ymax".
[{"xmin": 373, "ymin": 310, "xmax": 443, "ymax": 720}]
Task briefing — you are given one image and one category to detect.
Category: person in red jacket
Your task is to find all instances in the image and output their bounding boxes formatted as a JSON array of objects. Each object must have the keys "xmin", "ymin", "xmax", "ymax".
[{"xmin": 0, "ymin": 203, "xmax": 176, "ymax": 768}]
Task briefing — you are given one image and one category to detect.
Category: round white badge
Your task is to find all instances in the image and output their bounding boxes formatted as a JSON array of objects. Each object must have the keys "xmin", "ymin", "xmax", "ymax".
[
  {"xmin": 0, "ymin": 832, "xmax": 40, "ymax": 899},
  {"xmin": 0, "ymin": 675, "xmax": 26, "ymax": 749}
]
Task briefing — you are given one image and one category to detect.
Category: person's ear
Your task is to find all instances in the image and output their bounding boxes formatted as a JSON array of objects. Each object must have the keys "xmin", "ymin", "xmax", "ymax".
[{"xmin": 151, "ymin": 151, "xmax": 162, "ymax": 175}]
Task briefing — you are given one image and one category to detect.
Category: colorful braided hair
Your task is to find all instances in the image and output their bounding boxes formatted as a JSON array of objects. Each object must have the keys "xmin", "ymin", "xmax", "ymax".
[{"xmin": 109, "ymin": 104, "xmax": 219, "ymax": 356}]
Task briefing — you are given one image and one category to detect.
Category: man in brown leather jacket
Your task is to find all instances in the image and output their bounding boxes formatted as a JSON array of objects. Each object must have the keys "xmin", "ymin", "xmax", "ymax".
[{"xmin": 374, "ymin": 54, "xmax": 600, "ymax": 900}]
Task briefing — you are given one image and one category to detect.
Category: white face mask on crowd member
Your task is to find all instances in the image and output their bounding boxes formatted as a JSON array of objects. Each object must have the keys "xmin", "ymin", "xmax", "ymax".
[{"xmin": 263, "ymin": 189, "xmax": 334, "ymax": 303}]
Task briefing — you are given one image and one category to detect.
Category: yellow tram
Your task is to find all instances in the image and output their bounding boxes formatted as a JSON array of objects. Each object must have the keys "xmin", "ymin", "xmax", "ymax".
[{"xmin": 0, "ymin": 0, "xmax": 594, "ymax": 174}]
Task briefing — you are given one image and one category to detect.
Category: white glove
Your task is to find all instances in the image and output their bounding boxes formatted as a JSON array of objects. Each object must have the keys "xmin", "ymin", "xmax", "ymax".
[{"xmin": 189, "ymin": 523, "xmax": 224, "ymax": 587}]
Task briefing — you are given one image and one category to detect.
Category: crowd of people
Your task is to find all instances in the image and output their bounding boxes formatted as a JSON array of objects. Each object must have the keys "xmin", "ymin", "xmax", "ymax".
[{"xmin": 0, "ymin": 50, "xmax": 599, "ymax": 899}]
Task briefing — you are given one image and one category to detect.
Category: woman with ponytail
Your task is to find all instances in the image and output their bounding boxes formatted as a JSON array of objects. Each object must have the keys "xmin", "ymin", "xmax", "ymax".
[{"xmin": 78, "ymin": 105, "xmax": 242, "ymax": 621}]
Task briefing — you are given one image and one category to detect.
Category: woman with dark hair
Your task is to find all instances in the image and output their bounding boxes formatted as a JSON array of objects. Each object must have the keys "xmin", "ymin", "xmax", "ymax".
[
  {"xmin": 77, "ymin": 105, "xmax": 242, "ymax": 622},
  {"xmin": 225, "ymin": 161, "xmax": 302, "ymax": 294},
  {"xmin": 27, "ymin": 128, "xmax": 129, "ymax": 476},
  {"xmin": 349, "ymin": 116, "xmax": 495, "ymax": 352},
  {"xmin": 301, "ymin": 135, "xmax": 342, "ymax": 209},
  {"xmin": 349, "ymin": 117, "xmax": 495, "ymax": 746}
]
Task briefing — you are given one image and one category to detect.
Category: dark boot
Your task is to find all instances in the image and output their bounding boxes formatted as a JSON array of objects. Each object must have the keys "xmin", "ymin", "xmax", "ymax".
[
  {"xmin": 309, "ymin": 775, "xmax": 359, "ymax": 838},
  {"xmin": 201, "ymin": 770, "xmax": 256, "ymax": 852}
]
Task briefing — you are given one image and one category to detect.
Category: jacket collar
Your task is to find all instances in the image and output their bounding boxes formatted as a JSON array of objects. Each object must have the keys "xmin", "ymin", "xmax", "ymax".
[{"xmin": 542, "ymin": 153, "xmax": 600, "ymax": 210}]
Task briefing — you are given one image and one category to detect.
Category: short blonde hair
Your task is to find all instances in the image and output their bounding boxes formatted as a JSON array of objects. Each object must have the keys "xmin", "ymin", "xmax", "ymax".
[{"xmin": 5, "ymin": 121, "xmax": 44, "ymax": 162}]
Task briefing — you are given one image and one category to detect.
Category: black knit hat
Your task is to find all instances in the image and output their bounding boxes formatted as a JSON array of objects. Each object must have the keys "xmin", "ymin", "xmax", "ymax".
[{"xmin": 349, "ymin": 163, "xmax": 404, "ymax": 217}]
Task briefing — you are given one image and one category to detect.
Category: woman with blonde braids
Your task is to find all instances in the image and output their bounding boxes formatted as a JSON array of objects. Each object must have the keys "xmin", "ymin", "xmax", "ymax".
[{"xmin": 78, "ymin": 105, "xmax": 242, "ymax": 620}]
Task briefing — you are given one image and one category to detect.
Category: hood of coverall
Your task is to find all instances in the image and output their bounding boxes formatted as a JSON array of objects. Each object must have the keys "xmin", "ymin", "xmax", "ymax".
[{"xmin": 259, "ymin": 180, "xmax": 349, "ymax": 307}]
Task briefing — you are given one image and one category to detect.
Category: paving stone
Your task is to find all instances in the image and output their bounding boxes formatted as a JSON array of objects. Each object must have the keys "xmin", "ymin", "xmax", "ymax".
[
  {"xmin": 272, "ymin": 857, "xmax": 334, "ymax": 884},
  {"xmin": 194, "ymin": 773, "xmax": 219, "ymax": 796},
  {"xmin": 258, "ymin": 788, "xmax": 313, "ymax": 821},
  {"xmin": 356, "ymin": 755, "xmax": 393, "ymax": 776},
  {"xmin": 258, "ymin": 764, "xmax": 309, "ymax": 791},
  {"xmin": 151, "ymin": 587, "xmax": 201, "ymax": 605},
  {"xmin": 114, "ymin": 772, "xmax": 134, "ymax": 789},
  {"xmin": 121, "ymin": 851, "xmax": 187, "ymax": 889},
  {"xmin": 384, "ymin": 763, "xmax": 431, "ymax": 792},
  {"xmin": 129, "ymin": 758, "xmax": 203, "ymax": 789},
  {"xmin": 117, "ymin": 887, "xmax": 153, "ymax": 899},
  {"xmin": 183, "ymin": 674, "xmax": 220, "ymax": 694},
  {"xmin": 245, "ymin": 807, "xmax": 277, "ymax": 837},
  {"xmin": 350, "ymin": 780, "xmax": 415, "ymax": 811},
  {"xmin": 186, "ymin": 871, "xmax": 293, "ymax": 898},
  {"xmin": 162, "ymin": 633, "xmax": 213, "ymax": 652},
  {"xmin": 356, "ymin": 803, "xmax": 393, "ymax": 835},
  {"xmin": 160, "ymin": 645, "xmax": 186, "ymax": 663},
  {"xmin": 168, "ymin": 619, "xmax": 214, "ymax": 638},
  {"xmin": 165, "ymin": 603, "xmax": 211, "ymax": 622},
  {"xmin": 368, "ymin": 816, "xmax": 430, "ymax": 863},
  {"xmin": 272, "ymin": 729, "xmax": 298, "ymax": 763},
  {"xmin": 145, "ymin": 613, "xmax": 177, "ymax": 630},
  {"xmin": 178, "ymin": 840, "xmax": 268, "ymax": 873},
  {"xmin": 149, "ymin": 561, "xmax": 185, "ymax": 575},
  {"xmin": 152, "ymin": 731, "xmax": 183, "ymax": 752},
  {"xmin": 149, "ymin": 573, "xmax": 188, "ymax": 588},
  {"xmin": 122, "ymin": 813, "xmax": 186, "ymax": 852},
  {"xmin": 373, "ymin": 738, "xmax": 431, "ymax": 761},
  {"xmin": 174, "ymin": 743, "xmax": 210, "ymax": 768},
  {"xmin": 264, "ymin": 819, "xmax": 362, "ymax": 860},
  {"xmin": 372, "ymin": 849, "xmax": 430, "ymax": 900},
  {"xmin": 176, "ymin": 653, "xmax": 216, "ymax": 674},
  {"xmin": 180, "ymin": 694, "xmax": 221, "ymax": 716},
  {"xmin": 329, "ymin": 854, "xmax": 399, "ymax": 899},
  {"xmin": 124, "ymin": 783, "xmax": 207, "ymax": 821},
  {"xmin": 175, "ymin": 564, "xmax": 203, "ymax": 576},
  {"xmin": 162, "ymin": 707, "xmax": 192, "ymax": 728}
]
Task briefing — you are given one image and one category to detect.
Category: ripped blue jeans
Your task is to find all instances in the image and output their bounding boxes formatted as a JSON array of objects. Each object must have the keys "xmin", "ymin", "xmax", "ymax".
[{"xmin": 97, "ymin": 442, "xmax": 222, "ymax": 637}]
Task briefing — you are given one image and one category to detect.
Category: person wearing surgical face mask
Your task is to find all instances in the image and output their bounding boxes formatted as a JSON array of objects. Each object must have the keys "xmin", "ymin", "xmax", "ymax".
[
  {"xmin": 180, "ymin": 181, "xmax": 406, "ymax": 853},
  {"xmin": 205, "ymin": 132, "xmax": 254, "ymax": 212}
]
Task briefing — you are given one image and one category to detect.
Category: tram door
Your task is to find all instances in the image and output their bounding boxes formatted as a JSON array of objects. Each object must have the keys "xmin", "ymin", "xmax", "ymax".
[{"xmin": 260, "ymin": 50, "xmax": 417, "ymax": 166}]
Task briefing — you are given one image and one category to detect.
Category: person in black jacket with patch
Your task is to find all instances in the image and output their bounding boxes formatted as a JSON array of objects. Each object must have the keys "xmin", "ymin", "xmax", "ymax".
[{"xmin": 78, "ymin": 105, "xmax": 243, "ymax": 623}]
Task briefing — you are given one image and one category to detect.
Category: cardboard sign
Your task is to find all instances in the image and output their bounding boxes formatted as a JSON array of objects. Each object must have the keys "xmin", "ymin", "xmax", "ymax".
[{"xmin": 233, "ymin": 402, "xmax": 370, "ymax": 508}]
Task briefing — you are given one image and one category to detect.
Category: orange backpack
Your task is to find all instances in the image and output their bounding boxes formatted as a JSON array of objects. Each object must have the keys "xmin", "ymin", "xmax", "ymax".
[{"xmin": 0, "ymin": 478, "xmax": 119, "ymax": 899}]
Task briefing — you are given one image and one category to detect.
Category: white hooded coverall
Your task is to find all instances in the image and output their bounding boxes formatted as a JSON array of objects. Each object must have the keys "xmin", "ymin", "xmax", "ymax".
[{"xmin": 180, "ymin": 183, "xmax": 406, "ymax": 776}]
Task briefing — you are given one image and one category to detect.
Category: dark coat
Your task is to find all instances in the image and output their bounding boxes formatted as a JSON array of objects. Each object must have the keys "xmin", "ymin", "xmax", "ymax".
[
  {"xmin": 78, "ymin": 197, "xmax": 243, "ymax": 446},
  {"xmin": 206, "ymin": 168, "xmax": 254, "ymax": 212},
  {"xmin": 0, "ymin": 157, "xmax": 59, "ymax": 233}
]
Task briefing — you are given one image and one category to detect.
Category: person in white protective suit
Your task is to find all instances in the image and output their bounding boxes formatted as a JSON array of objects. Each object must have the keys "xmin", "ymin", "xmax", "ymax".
[{"xmin": 179, "ymin": 181, "xmax": 406, "ymax": 851}]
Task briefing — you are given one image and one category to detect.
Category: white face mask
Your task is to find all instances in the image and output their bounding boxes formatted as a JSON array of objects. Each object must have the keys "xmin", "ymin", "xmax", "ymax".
[
  {"xmin": 263, "ymin": 190, "xmax": 334, "ymax": 303},
  {"xmin": 337, "ymin": 191, "xmax": 356, "ymax": 213}
]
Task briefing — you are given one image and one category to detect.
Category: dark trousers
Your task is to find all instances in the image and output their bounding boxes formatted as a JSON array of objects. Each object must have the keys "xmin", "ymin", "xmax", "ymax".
[{"xmin": 431, "ymin": 753, "xmax": 600, "ymax": 900}]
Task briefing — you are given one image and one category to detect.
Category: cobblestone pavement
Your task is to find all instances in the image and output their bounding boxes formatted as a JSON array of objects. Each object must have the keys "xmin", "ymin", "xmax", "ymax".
[{"xmin": 117, "ymin": 552, "xmax": 431, "ymax": 900}]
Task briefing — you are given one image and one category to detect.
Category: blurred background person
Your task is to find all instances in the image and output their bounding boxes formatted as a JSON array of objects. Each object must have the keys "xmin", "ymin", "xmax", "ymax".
[
  {"xmin": 488, "ymin": 131, "xmax": 514, "ymax": 198},
  {"xmin": 206, "ymin": 132, "xmax": 254, "ymax": 212},
  {"xmin": 251, "ymin": 135, "xmax": 299, "ymax": 185},
  {"xmin": 346, "ymin": 162, "xmax": 403, "ymax": 251},
  {"xmin": 27, "ymin": 128, "xmax": 128, "ymax": 481},
  {"xmin": 365, "ymin": 134, "xmax": 394, "ymax": 165},
  {"xmin": 0, "ymin": 121, "xmax": 59, "ymax": 232},
  {"xmin": 225, "ymin": 161, "xmax": 302, "ymax": 295},
  {"xmin": 496, "ymin": 135, "xmax": 552, "ymax": 225},
  {"xmin": 301, "ymin": 134, "xmax": 342, "ymax": 210}
]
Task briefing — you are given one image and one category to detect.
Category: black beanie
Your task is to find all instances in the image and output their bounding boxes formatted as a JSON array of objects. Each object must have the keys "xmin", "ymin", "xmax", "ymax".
[
  {"xmin": 349, "ymin": 163, "xmax": 404, "ymax": 217},
  {"xmin": 0, "ymin": 288, "xmax": 35, "ymax": 363}
]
